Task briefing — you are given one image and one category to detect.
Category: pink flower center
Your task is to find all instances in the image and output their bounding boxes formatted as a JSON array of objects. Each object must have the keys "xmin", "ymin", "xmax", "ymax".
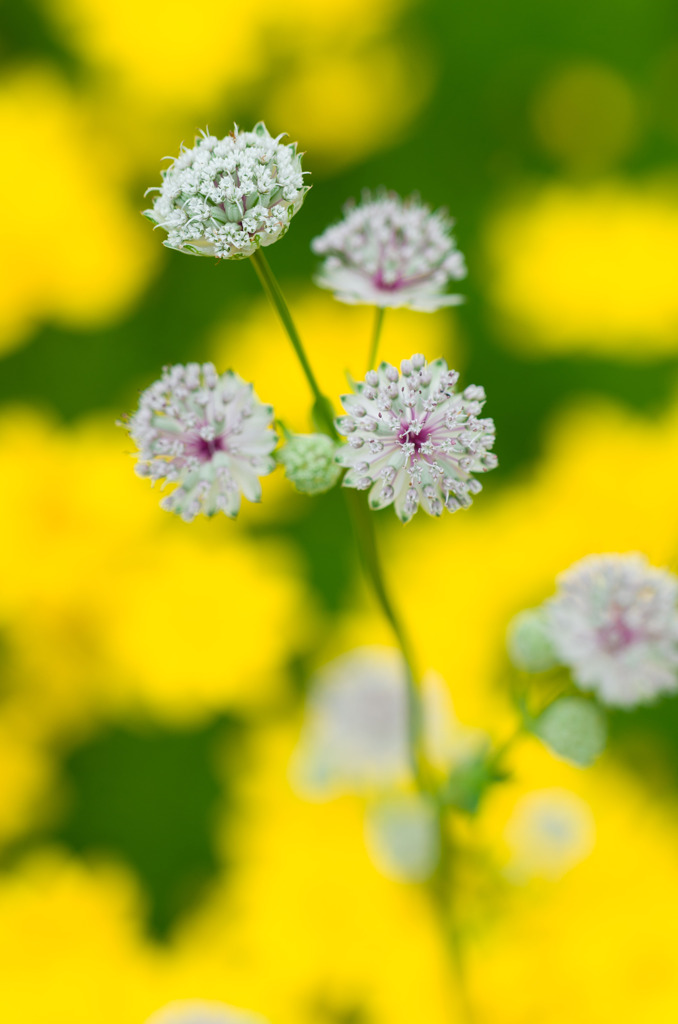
[
  {"xmin": 186, "ymin": 433, "xmax": 227, "ymax": 462},
  {"xmin": 373, "ymin": 269, "xmax": 401, "ymax": 292},
  {"xmin": 399, "ymin": 422, "xmax": 433, "ymax": 453},
  {"xmin": 598, "ymin": 616, "xmax": 637, "ymax": 653}
]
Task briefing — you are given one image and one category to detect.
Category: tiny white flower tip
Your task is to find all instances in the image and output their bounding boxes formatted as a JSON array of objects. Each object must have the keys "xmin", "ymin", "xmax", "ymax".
[
  {"xmin": 545, "ymin": 552, "xmax": 678, "ymax": 707},
  {"xmin": 144, "ymin": 123, "xmax": 309, "ymax": 260},
  {"xmin": 121, "ymin": 362, "xmax": 277, "ymax": 521},
  {"xmin": 336, "ymin": 354, "xmax": 496, "ymax": 521},
  {"xmin": 312, "ymin": 189, "xmax": 466, "ymax": 310},
  {"xmin": 144, "ymin": 1001, "xmax": 269, "ymax": 1024}
]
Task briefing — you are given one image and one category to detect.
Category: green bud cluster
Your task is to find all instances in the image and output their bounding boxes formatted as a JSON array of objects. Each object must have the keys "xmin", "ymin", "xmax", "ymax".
[{"xmin": 277, "ymin": 433, "xmax": 342, "ymax": 495}]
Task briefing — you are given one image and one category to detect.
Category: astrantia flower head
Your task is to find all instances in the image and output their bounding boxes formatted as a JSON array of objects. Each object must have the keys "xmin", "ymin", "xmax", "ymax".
[
  {"xmin": 336, "ymin": 355, "xmax": 497, "ymax": 522},
  {"xmin": 143, "ymin": 123, "xmax": 309, "ymax": 259},
  {"xmin": 545, "ymin": 553, "xmax": 678, "ymax": 707},
  {"xmin": 276, "ymin": 432, "xmax": 342, "ymax": 495},
  {"xmin": 311, "ymin": 190, "xmax": 466, "ymax": 311},
  {"xmin": 123, "ymin": 362, "xmax": 277, "ymax": 521}
]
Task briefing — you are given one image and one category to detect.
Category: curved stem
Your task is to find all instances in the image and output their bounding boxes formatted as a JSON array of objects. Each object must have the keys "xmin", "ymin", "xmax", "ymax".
[
  {"xmin": 248, "ymin": 256, "xmax": 473, "ymax": 1019},
  {"xmin": 346, "ymin": 490, "xmax": 475, "ymax": 1021},
  {"xmin": 344, "ymin": 489, "xmax": 428, "ymax": 790},
  {"xmin": 250, "ymin": 249, "xmax": 338, "ymax": 440},
  {"xmin": 429, "ymin": 819, "xmax": 477, "ymax": 1024},
  {"xmin": 367, "ymin": 307, "xmax": 386, "ymax": 372}
]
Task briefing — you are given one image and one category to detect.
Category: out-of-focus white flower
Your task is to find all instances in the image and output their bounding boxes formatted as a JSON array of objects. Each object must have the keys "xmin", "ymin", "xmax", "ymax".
[
  {"xmin": 312, "ymin": 190, "xmax": 466, "ymax": 311},
  {"xmin": 364, "ymin": 793, "xmax": 440, "ymax": 882},
  {"xmin": 545, "ymin": 553, "xmax": 678, "ymax": 707},
  {"xmin": 144, "ymin": 123, "xmax": 309, "ymax": 259},
  {"xmin": 145, "ymin": 1001, "xmax": 268, "ymax": 1024},
  {"xmin": 122, "ymin": 362, "xmax": 277, "ymax": 521},
  {"xmin": 504, "ymin": 789, "xmax": 595, "ymax": 882},
  {"xmin": 336, "ymin": 355, "xmax": 496, "ymax": 522},
  {"xmin": 290, "ymin": 646, "xmax": 486, "ymax": 796},
  {"xmin": 276, "ymin": 433, "xmax": 342, "ymax": 494}
]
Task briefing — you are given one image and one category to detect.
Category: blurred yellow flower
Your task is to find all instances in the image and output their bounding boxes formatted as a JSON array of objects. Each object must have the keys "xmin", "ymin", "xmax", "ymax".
[
  {"xmin": 0, "ymin": 69, "xmax": 156, "ymax": 357},
  {"xmin": 263, "ymin": 42, "xmax": 434, "ymax": 171},
  {"xmin": 0, "ymin": 852, "xmax": 159, "ymax": 1024},
  {"xmin": 170, "ymin": 722, "xmax": 678, "ymax": 1024},
  {"xmin": 532, "ymin": 63, "xmax": 639, "ymax": 173},
  {"xmin": 1, "ymin": 735, "xmax": 677, "ymax": 1024},
  {"xmin": 470, "ymin": 742, "xmax": 678, "ymax": 1022},
  {"xmin": 46, "ymin": 0, "xmax": 410, "ymax": 115},
  {"xmin": 486, "ymin": 181, "xmax": 678, "ymax": 357},
  {"xmin": 173, "ymin": 724, "xmax": 457, "ymax": 1024},
  {"xmin": 0, "ymin": 720, "xmax": 53, "ymax": 846},
  {"xmin": 212, "ymin": 290, "xmax": 461, "ymax": 434},
  {"xmin": 0, "ymin": 408, "xmax": 310, "ymax": 735}
]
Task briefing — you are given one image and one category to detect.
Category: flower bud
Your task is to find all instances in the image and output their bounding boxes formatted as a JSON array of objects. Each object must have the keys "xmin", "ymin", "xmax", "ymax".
[
  {"xmin": 534, "ymin": 697, "xmax": 607, "ymax": 767},
  {"xmin": 364, "ymin": 794, "xmax": 440, "ymax": 882},
  {"xmin": 277, "ymin": 433, "xmax": 342, "ymax": 495},
  {"xmin": 507, "ymin": 608, "xmax": 559, "ymax": 672}
]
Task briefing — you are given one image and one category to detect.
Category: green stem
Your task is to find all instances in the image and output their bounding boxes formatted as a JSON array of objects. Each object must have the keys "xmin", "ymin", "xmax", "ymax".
[
  {"xmin": 343, "ymin": 489, "xmax": 428, "ymax": 792},
  {"xmin": 429, "ymin": 820, "xmax": 476, "ymax": 1024},
  {"xmin": 250, "ymin": 249, "xmax": 338, "ymax": 440},
  {"xmin": 367, "ymin": 307, "xmax": 386, "ymax": 372},
  {"xmin": 345, "ymin": 496, "xmax": 475, "ymax": 1021},
  {"xmin": 248, "ymin": 256, "xmax": 473, "ymax": 1019}
]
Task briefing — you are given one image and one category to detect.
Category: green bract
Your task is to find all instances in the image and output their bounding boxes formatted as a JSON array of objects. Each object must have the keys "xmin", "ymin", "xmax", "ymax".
[{"xmin": 507, "ymin": 607, "xmax": 560, "ymax": 673}]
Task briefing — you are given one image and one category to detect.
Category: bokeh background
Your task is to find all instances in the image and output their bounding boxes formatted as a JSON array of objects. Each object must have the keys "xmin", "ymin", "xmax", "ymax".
[{"xmin": 2, "ymin": 0, "xmax": 678, "ymax": 1020}]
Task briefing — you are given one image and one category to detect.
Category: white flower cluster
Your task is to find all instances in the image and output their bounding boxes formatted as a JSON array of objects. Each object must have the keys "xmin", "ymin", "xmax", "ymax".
[
  {"xmin": 125, "ymin": 362, "xmax": 277, "ymax": 521},
  {"xmin": 311, "ymin": 190, "xmax": 466, "ymax": 311},
  {"xmin": 144, "ymin": 123, "xmax": 309, "ymax": 259},
  {"xmin": 336, "ymin": 355, "xmax": 497, "ymax": 522},
  {"xmin": 545, "ymin": 553, "xmax": 678, "ymax": 707}
]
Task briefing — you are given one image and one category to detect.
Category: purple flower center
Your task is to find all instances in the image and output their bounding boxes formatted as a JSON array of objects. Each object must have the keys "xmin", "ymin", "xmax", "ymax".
[
  {"xmin": 399, "ymin": 422, "xmax": 433, "ymax": 453},
  {"xmin": 373, "ymin": 270, "xmax": 402, "ymax": 292},
  {"xmin": 186, "ymin": 432, "xmax": 227, "ymax": 462},
  {"xmin": 598, "ymin": 616, "xmax": 637, "ymax": 653}
]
